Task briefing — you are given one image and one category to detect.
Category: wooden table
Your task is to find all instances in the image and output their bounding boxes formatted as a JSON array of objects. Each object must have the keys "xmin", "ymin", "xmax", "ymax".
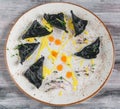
[{"xmin": 0, "ymin": 0, "xmax": 120, "ymax": 109}]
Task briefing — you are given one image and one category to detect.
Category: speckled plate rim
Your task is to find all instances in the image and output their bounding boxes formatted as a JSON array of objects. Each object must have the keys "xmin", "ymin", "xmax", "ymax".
[{"xmin": 5, "ymin": 2, "xmax": 115, "ymax": 106}]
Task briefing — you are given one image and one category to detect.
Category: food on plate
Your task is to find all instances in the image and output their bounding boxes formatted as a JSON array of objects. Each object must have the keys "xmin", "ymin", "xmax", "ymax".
[
  {"xmin": 71, "ymin": 10, "xmax": 88, "ymax": 36},
  {"xmin": 24, "ymin": 57, "xmax": 45, "ymax": 88},
  {"xmin": 18, "ymin": 42, "xmax": 39, "ymax": 64},
  {"xmin": 22, "ymin": 20, "xmax": 52, "ymax": 39},
  {"xmin": 74, "ymin": 37, "xmax": 100, "ymax": 59},
  {"xmin": 11, "ymin": 11, "xmax": 101, "ymax": 94},
  {"xmin": 44, "ymin": 13, "xmax": 68, "ymax": 32}
]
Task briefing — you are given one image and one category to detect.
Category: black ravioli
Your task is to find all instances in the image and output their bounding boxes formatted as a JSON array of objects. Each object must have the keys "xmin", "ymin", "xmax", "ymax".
[
  {"xmin": 44, "ymin": 13, "xmax": 68, "ymax": 32},
  {"xmin": 22, "ymin": 20, "xmax": 52, "ymax": 39},
  {"xmin": 18, "ymin": 42, "xmax": 39, "ymax": 64},
  {"xmin": 74, "ymin": 37, "xmax": 100, "ymax": 59},
  {"xmin": 24, "ymin": 57, "xmax": 45, "ymax": 88},
  {"xmin": 71, "ymin": 10, "xmax": 88, "ymax": 36}
]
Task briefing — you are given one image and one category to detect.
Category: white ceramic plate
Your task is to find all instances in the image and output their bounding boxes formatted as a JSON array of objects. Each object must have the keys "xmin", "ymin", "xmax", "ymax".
[{"xmin": 5, "ymin": 2, "xmax": 114, "ymax": 106}]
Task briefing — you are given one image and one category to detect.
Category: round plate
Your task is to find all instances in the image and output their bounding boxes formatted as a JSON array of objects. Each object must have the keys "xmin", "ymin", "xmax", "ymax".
[{"xmin": 5, "ymin": 2, "xmax": 114, "ymax": 106}]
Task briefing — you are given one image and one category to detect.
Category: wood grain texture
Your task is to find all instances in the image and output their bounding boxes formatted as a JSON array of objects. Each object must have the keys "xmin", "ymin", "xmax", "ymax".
[{"xmin": 0, "ymin": 0, "xmax": 120, "ymax": 109}]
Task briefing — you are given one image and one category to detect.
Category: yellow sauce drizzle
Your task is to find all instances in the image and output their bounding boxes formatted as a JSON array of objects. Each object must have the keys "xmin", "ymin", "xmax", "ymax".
[
  {"xmin": 43, "ymin": 64, "xmax": 56, "ymax": 79},
  {"xmin": 84, "ymin": 39, "xmax": 89, "ymax": 44},
  {"xmin": 26, "ymin": 56, "xmax": 31, "ymax": 61},
  {"xmin": 80, "ymin": 59, "xmax": 84, "ymax": 67},
  {"xmin": 58, "ymin": 90, "xmax": 63, "ymax": 96},
  {"xmin": 66, "ymin": 54, "xmax": 78, "ymax": 91},
  {"xmin": 85, "ymin": 67, "xmax": 89, "ymax": 73},
  {"xmin": 41, "ymin": 18, "xmax": 53, "ymax": 32},
  {"xmin": 25, "ymin": 38, "xmax": 35, "ymax": 43},
  {"xmin": 67, "ymin": 19, "xmax": 74, "ymax": 31},
  {"xmin": 58, "ymin": 38, "xmax": 70, "ymax": 52},
  {"xmin": 84, "ymin": 30, "xmax": 89, "ymax": 35},
  {"xmin": 66, "ymin": 55, "xmax": 72, "ymax": 68},
  {"xmin": 43, "ymin": 66, "xmax": 52, "ymax": 78},
  {"xmin": 77, "ymin": 44, "xmax": 84, "ymax": 51},
  {"xmin": 48, "ymin": 54, "xmax": 56, "ymax": 64},
  {"xmin": 61, "ymin": 32, "xmax": 66, "ymax": 42},
  {"xmin": 85, "ymin": 66, "xmax": 89, "ymax": 77},
  {"xmin": 36, "ymin": 37, "xmax": 49, "ymax": 60},
  {"xmin": 72, "ymin": 72, "xmax": 78, "ymax": 91},
  {"xmin": 72, "ymin": 40, "xmax": 76, "ymax": 47},
  {"xmin": 91, "ymin": 59, "xmax": 95, "ymax": 65}
]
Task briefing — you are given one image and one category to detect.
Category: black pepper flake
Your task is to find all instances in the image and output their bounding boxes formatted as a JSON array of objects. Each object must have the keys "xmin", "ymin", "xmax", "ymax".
[
  {"xmin": 34, "ymin": 38, "xmax": 37, "ymax": 41},
  {"xmin": 67, "ymin": 64, "xmax": 70, "ymax": 66},
  {"xmin": 83, "ymin": 38, "xmax": 87, "ymax": 41},
  {"xmin": 45, "ymin": 83, "xmax": 51, "ymax": 86},
  {"xmin": 53, "ymin": 71, "xmax": 58, "ymax": 73},
  {"xmin": 33, "ymin": 94, "xmax": 36, "ymax": 96},
  {"xmin": 92, "ymin": 64, "xmax": 95, "ymax": 67},
  {"xmin": 11, "ymin": 54, "xmax": 15, "ymax": 57},
  {"xmin": 57, "ymin": 76, "xmax": 63, "ymax": 80},
  {"xmin": 59, "ymin": 76, "xmax": 63, "ymax": 80},
  {"xmin": 51, "ymin": 80, "xmax": 56, "ymax": 83},
  {"xmin": 77, "ymin": 74, "xmax": 80, "ymax": 76},
  {"xmin": 85, "ymin": 73, "xmax": 89, "ymax": 76},
  {"xmin": 75, "ymin": 71, "xmax": 79, "ymax": 73}
]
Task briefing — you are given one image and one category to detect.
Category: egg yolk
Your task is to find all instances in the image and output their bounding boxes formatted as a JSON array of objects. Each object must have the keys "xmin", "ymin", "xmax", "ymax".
[
  {"xmin": 61, "ymin": 55, "xmax": 67, "ymax": 63},
  {"xmin": 51, "ymin": 50, "xmax": 58, "ymax": 57},
  {"xmin": 66, "ymin": 72, "xmax": 72, "ymax": 78},
  {"xmin": 48, "ymin": 36, "xmax": 54, "ymax": 42},
  {"xmin": 55, "ymin": 39, "xmax": 61, "ymax": 45},
  {"xmin": 57, "ymin": 64, "xmax": 63, "ymax": 71}
]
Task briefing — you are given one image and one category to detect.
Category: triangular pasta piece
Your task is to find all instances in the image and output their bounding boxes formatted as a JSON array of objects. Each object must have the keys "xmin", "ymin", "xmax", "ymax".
[
  {"xmin": 74, "ymin": 37, "xmax": 100, "ymax": 59},
  {"xmin": 71, "ymin": 10, "xmax": 88, "ymax": 36},
  {"xmin": 18, "ymin": 42, "xmax": 39, "ymax": 64},
  {"xmin": 44, "ymin": 13, "xmax": 68, "ymax": 32},
  {"xmin": 22, "ymin": 20, "xmax": 52, "ymax": 39},
  {"xmin": 24, "ymin": 57, "xmax": 45, "ymax": 88}
]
